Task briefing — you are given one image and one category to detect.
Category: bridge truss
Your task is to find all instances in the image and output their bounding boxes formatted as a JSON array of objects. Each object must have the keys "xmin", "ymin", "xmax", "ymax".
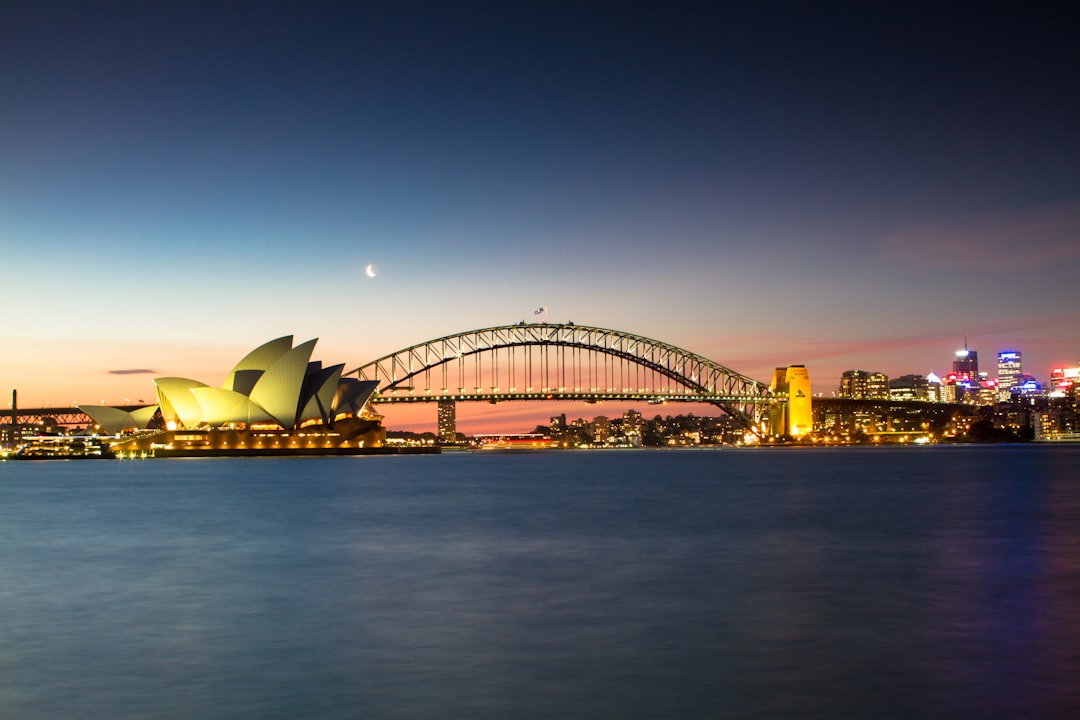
[
  {"xmin": 345, "ymin": 323, "xmax": 777, "ymax": 429},
  {"xmin": 2, "ymin": 406, "xmax": 147, "ymax": 430}
]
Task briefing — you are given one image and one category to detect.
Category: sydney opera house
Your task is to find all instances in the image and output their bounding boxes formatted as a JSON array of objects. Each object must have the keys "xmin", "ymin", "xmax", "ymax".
[{"xmin": 81, "ymin": 336, "xmax": 387, "ymax": 456}]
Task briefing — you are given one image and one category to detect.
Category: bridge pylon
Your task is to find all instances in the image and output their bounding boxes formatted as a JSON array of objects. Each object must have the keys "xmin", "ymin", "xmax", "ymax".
[{"xmin": 768, "ymin": 365, "xmax": 812, "ymax": 438}]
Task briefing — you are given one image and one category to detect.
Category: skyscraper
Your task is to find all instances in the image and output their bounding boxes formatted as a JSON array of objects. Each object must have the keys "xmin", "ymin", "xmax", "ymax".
[
  {"xmin": 949, "ymin": 340, "xmax": 980, "ymax": 403},
  {"xmin": 437, "ymin": 398, "xmax": 456, "ymax": 443},
  {"xmin": 952, "ymin": 348, "xmax": 978, "ymax": 380},
  {"xmin": 997, "ymin": 351, "xmax": 1022, "ymax": 396}
]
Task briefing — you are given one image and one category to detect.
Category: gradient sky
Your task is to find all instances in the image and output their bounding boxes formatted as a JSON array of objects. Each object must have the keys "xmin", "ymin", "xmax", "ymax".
[{"xmin": 3, "ymin": 2, "xmax": 1078, "ymax": 432}]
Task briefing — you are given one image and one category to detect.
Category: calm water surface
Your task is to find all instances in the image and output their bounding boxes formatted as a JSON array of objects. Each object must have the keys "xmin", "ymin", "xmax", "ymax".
[{"xmin": 2, "ymin": 446, "xmax": 1079, "ymax": 719}]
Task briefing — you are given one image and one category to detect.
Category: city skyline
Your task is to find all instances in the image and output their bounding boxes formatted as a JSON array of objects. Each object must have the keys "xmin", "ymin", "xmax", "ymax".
[
  {"xmin": 2, "ymin": 2, "xmax": 1078, "ymax": 433},
  {"xmin": 3, "ymin": 327, "xmax": 1069, "ymax": 436}
]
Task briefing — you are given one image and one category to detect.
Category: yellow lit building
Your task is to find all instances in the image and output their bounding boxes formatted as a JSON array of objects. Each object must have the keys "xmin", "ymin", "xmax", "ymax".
[
  {"xmin": 769, "ymin": 365, "xmax": 813, "ymax": 438},
  {"xmin": 80, "ymin": 336, "xmax": 386, "ymax": 456}
]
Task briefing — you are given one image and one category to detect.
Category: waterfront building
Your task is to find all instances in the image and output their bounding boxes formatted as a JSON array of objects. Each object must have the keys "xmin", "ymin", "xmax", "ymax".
[
  {"xmin": 1035, "ymin": 407, "xmax": 1080, "ymax": 441},
  {"xmin": 0, "ymin": 422, "xmax": 33, "ymax": 450},
  {"xmin": 437, "ymin": 398, "xmax": 456, "ymax": 443},
  {"xmin": 769, "ymin": 365, "xmax": 812, "ymax": 437},
  {"xmin": 591, "ymin": 416, "xmax": 612, "ymax": 443},
  {"xmin": 80, "ymin": 336, "xmax": 385, "ymax": 456},
  {"xmin": 622, "ymin": 409, "xmax": 644, "ymax": 447}
]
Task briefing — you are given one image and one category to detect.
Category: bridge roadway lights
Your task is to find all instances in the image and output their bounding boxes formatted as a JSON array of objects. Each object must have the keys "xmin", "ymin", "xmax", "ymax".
[{"xmin": 371, "ymin": 392, "xmax": 778, "ymax": 405}]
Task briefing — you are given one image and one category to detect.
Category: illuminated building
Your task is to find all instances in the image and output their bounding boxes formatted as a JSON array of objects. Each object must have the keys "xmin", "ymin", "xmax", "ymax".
[
  {"xmin": 769, "ymin": 365, "xmax": 812, "ymax": 437},
  {"xmin": 437, "ymin": 398, "xmax": 457, "ymax": 442},
  {"xmin": 1010, "ymin": 374, "xmax": 1041, "ymax": 398},
  {"xmin": 1, "ymin": 390, "xmax": 33, "ymax": 450},
  {"xmin": 838, "ymin": 370, "xmax": 889, "ymax": 399},
  {"xmin": 1050, "ymin": 366, "xmax": 1080, "ymax": 390},
  {"xmin": 80, "ymin": 336, "xmax": 385, "ymax": 456},
  {"xmin": 953, "ymin": 347, "xmax": 979, "ymax": 379},
  {"xmin": 623, "ymin": 409, "xmax": 644, "ymax": 447},
  {"xmin": 1050, "ymin": 366, "xmax": 1080, "ymax": 401},
  {"xmin": 889, "ymin": 374, "xmax": 938, "ymax": 401},
  {"xmin": 997, "ymin": 351, "xmax": 1022, "ymax": 397},
  {"xmin": 591, "ymin": 416, "xmax": 612, "ymax": 442},
  {"xmin": 925, "ymin": 372, "xmax": 943, "ymax": 402},
  {"xmin": 976, "ymin": 377, "xmax": 999, "ymax": 405},
  {"xmin": 947, "ymin": 342, "xmax": 980, "ymax": 403}
]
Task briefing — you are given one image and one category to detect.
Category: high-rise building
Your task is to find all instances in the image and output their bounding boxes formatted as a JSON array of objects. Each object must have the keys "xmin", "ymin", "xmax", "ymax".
[
  {"xmin": 838, "ymin": 370, "xmax": 889, "ymax": 399},
  {"xmin": 952, "ymin": 348, "xmax": 978, "ymax": 380},
  {"xmin": 948, "ymin": 342, "xmax": 980, "ymax": 402},
  {"xmin": 437, "ymin": 398, "xmax": 456, "ymax": 442},
  {"xmin": 997, "ymin": 351, "xmax": 1022, "ymax": 398},
  {"xmin": 622, "ymin": 409, "xmax": 644, "ymax": 447},
  {"xmin": 622, "ymin": 409, "xmax": 643, "ymax": 433}
]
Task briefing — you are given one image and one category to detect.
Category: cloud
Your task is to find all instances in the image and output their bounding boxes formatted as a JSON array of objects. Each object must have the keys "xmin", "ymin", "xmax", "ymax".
[
  {"xmin": 108, "ymin": 368, "xmax": 157, "ymax": 375},
  {"xmin": 880, "ymin": 199, "xmax": 1080, "ymax": 272}
]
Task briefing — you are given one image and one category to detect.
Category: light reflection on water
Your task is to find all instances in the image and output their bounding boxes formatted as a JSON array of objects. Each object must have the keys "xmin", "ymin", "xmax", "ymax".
[{"xmin": 1, "ymin": 446, "xmax": 1079, "ymax": 719}]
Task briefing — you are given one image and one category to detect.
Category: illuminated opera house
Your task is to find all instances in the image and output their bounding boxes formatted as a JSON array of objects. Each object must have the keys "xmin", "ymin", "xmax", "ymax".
[{"xmin": 81, "ymin": 336, "xmax": 386, "ymax": 456}]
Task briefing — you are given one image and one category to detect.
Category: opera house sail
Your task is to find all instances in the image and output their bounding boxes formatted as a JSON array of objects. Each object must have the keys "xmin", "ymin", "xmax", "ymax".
[{"xmin": 80, "ymin": 336, "xmax": 387, "ymax": 456}]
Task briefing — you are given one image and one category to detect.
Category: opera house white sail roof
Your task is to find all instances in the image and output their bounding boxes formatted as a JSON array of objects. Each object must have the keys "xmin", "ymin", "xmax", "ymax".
[{"xmin": 81, "ymin": 336, "xmax": 377, "ymax": 434}]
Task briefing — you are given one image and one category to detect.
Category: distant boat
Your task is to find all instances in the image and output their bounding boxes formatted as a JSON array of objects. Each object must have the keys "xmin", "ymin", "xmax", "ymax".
[{"xmin": 12, "ymin": 437, "xmax": 115, "ymax": 460}]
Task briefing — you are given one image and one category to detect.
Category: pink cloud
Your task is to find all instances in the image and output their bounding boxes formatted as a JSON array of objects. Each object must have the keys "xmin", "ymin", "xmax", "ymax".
[{"xmin": 880, "ymin": 199, "xmax": 1080, "ymax": 271}]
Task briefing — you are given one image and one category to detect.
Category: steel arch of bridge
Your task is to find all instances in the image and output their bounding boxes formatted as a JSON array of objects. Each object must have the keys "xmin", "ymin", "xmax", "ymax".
[{"xmin": 345, "ymin": 323, "xmax": 777, "ymax": 428}]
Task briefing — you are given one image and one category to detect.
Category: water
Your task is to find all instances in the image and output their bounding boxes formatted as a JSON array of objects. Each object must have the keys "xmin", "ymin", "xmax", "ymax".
[{"xmin": 2, "ymin": 446, "xmax": 1079, "ymax": 719}]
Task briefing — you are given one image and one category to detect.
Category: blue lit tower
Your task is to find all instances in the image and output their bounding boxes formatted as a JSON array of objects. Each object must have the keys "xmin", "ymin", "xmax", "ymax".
[{"xmin": 997, "ymin": 351, "xmax": 1022, "ymax": 394}]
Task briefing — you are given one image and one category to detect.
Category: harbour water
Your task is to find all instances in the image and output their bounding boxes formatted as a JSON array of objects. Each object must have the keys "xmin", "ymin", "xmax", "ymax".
[{"xmin": 2, "ymin": 446, "xmax": 1079, "ymax": 719}]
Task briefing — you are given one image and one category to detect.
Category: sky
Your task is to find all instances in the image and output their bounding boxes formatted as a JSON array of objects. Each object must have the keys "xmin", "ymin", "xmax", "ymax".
[{"xmin": 2, "ymin": 1, "xmax": 1078, "ymax": 433}]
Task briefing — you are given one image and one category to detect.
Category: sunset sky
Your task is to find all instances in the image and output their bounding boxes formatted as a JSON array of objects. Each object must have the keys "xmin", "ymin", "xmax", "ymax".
[{"xmin": 2, "ymin": 2, "xmax": 1078, "ymax": 433}]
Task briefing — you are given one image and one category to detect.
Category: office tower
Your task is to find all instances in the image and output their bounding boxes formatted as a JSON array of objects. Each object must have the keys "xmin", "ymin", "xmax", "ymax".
[
  {"xmin": 949, "ymin": 340, "xmax": 979, "ymax": 402},
  {"xmin": 997, "ymin": 351, "xmax": 1022, "ymax": 390},
  {"xmin": 952, "ymin": 348, "xmax": 978, "ymax": 380}
]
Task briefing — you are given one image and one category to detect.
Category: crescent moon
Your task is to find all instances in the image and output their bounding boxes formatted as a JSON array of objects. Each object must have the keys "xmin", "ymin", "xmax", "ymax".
[{"xmin": 365, "ymin": 264, "xmax": 377, "ymax": 278}]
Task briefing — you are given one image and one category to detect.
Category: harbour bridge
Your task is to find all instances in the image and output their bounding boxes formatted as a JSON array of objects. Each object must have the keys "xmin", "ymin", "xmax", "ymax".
[
  {"xmin": 344, "ymin": 322, "xmax": 779, "ymax": 429},
  {"xmin": 5, "ymin": 323, "xmax": 784, "ymax": 433}
]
